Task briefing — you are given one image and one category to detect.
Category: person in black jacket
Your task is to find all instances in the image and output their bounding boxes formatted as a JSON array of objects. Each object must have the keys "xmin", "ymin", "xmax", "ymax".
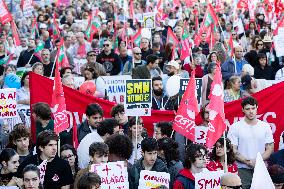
[
  {"xmin": 96, "ymin": 39, "xmax": 122, "ymax": 75},
  {"xmin": 17, "ymin": 38, "xmax": 41, "ymax": 68},
  {"xmin": 254, "ymin": 53, "xmax": 275, "ymax": 80},
  {"xmin": 129, "ymin": 138, "xmax": 168, "ymax": 189}
]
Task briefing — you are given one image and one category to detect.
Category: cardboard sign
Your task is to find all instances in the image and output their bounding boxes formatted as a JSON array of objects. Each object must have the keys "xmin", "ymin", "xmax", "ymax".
[
  {"xmin": 195, "ymin": 126, "xmax": 208, "ymax": 144},
  {"xmin": 274, "ymin": 27, "xmax": 284, "ymax": 57},
  {"xmin": 90, "ymin": 161, "xmax": 129, "ymax": 189},
  {"xmin": 138, "ymin": 170, "xmax": 170, "ymax": 189},
  {"xmin": 143, "ymin": 12, "xmax": 156, "ymax": 29},
  {"xmin": 102, "ymin": 75, "xmax": 131, "ymax": 104},
  {"xmin": 0, "ymin": 88, "xmax": 17, "ymax": 118},
  {"xmin": 179, "ymin": 78, "xmax": 202, "ymax": 104},
  {"xmin": 195, "ymin": 171, "xmax": 224, "ymax": 189},
  {"xmin": 125, "ymin": 79, "xmax": 152, "ymax": 116}
]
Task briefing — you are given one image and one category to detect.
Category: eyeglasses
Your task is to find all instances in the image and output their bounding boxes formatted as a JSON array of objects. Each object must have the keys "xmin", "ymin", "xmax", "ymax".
[
  {"xmin": 257, "ymin": 43, "xmax": 263, "ymax": 46},
  {"xmin": 222, "ymin": 185, "xmax": 242, "ymax": 189},
  {"xmin": 103, "ymin": 44, "xmax": 110, "ymax": 47}
]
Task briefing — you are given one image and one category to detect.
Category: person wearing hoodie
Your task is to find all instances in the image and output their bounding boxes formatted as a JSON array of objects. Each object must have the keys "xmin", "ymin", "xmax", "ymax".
[
  {"xmin": 173, "ymin": 144, "xmax": 208, "ymax": 189},
  {"xmin": 129, "ymin": 137, "xmax": 168, "ymax": 189},
  {"xmin": 96, "ymin": 39, "xmax": 122, "ymax": 75}
]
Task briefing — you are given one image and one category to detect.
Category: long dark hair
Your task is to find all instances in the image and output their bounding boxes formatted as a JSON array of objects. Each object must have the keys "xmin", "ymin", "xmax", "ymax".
[
  {"xmin": 20, "ymin": 71, "xmax": 30, "ymax": 87},
  {"xmin": 22, "ymin": 164, "xmax": 44, "ymax": 189},
  {"xmin": 157, "ymin": 138, "xmax": 180, "ymax": 165},
  {"xmin": 60, "ymin": 144, "xmax": 79, "ymax": 173},
  {"xmin": 211, "ymin": 138, "xmax": 235, "ymax": 165}
]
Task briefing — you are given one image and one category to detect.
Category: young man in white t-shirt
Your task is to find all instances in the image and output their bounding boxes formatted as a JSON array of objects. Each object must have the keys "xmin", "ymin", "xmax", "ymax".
[{"xmin": 228, "ymin": 96, "xmax": 274, "ymax": 189}]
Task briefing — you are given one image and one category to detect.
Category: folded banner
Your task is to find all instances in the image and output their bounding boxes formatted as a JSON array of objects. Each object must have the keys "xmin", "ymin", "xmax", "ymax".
[{"xmin": 30, "ymin": 73, "xmax": 284, "ymax": 150}]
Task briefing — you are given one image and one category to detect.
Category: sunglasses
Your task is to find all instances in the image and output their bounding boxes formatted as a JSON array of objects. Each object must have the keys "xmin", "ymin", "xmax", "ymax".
[
  {"xmin": 222, "ymin": 185, "xmax": 242, "ymax": 189},
  {"xmin": 88, "ymin": 54, "xmax": 96, "ymax": 57},
  {"xmin": 257, "ymin": 43, "xmax": 263, "ymax": 46},
  {"xmin": 103, "ymin": 44, "xmax": 110, "ymax": 47},
  {"xmin": 134, "ymin": 53, "xmax": 142, "ymax": 55}
]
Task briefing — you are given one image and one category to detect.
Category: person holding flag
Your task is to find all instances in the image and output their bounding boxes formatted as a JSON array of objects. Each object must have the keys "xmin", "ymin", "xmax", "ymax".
[{"xmin": 17, "ymin": 38, "xmax": 41, "ymax": 68}]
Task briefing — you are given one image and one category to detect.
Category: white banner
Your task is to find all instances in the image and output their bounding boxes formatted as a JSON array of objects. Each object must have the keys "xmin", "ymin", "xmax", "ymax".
[
  {"xmin": 195, "ymin": 171, "xmax": 224, "ymax": 189},
  {"xmin": 138, "ymin": 170, "xmax": 170, "ymax": 189},
  {"xmin": 274, "ymin": 27, "xmax": 284, "ymax": 57},
  {"xmin": 0, "ymin": 88, "xmax": 17, "ymax": 118}
]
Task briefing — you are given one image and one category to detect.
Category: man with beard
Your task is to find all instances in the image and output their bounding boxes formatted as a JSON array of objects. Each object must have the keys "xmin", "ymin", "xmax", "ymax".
[
  {"xmin": 16, "ymin": 130, "xmax": 74, "ymax": 189},
  {"xmin": 17, "ymin": 38, "xmax": 41, "ymax": 68},
  {"xmin": 162, "ymin": 60, "xmax": 179, "ymax": 96},
  {"xmin": 41, "ymin": 49, "xmax": 55, "ymax": 77},
  {"xmin": 228, "ymin": 97, "xmax": 274, "ymax": 189},
  {"xmin": 152, "ymin": 76, "xmax": 168, "ymax": 110}
]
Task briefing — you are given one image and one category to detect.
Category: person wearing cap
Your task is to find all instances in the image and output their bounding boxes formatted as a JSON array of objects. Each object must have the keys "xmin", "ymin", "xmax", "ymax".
[
  {"xmin": 132, "ymin": 54, "xmax": 160, "ymax": 79},
  {"xmin": 80, "ymin": 50, "xmax": 106, "ymax": 77},
  {"xmin": 162, "ymin": 60, "xmax": 180, "ymax": 96},
  {"xmin": 221, "ymin": 46, "xmax": 248, "ymax": 81},
  {"xmin": 123, "ymin": 47, "xmax": 146, "ymax": 75},
  {"xmin": 220, "ymin": 173, "xmax": 242, "ymax": 189}
]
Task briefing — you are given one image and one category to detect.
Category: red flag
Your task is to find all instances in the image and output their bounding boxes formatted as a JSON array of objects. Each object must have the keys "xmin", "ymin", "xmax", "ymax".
[
  {"xmin": 185, "ymin": 0, "xmax": 197, "ymax": 7},
  {"xmin": 51, "ymin": 51, "xmax": 69, "ymax": 135},
  {"xmin": 180, "ymin": 38, "xmax": 192, "ymax": 61},
  {"xmin": 237, "ymin": 0, "xmax": 248, "ymax": 10},
  {"xmin": 56, "ymin": 38, "xmax": 70, "ymax": 68},
  {"xmin": 129, "ymin": 0, "xmax": 134, "ymax": 19},
  {"xmin": 53, "ymin": 13, "xmax": 61, "ymax": 41},
  {"xmin": 156, "ymin": 0, "xmax": 163, "ymax": 22},
  {"xmin": 10, "ymin": 21, "xmax": 21, "ymax": 47},
  {"xmin": 206, "ymin": 63, "xmax": 226, "ymax": 148},
  {"xmin": 228, "ymin": 34, "xmax": 234, "ymax": 58},
  {"xmin": 166, "ymin": 27, "xmax": 179, "ymax": 45},
  {"xmin": 0, "ymin": 0, "xmax": 12, "ymax": 24},
  {"xmin": 172, "ymin": 70, "xmax": 199, "ymax": 142}
]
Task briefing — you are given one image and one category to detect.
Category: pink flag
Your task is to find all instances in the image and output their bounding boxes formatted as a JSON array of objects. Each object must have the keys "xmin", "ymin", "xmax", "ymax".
[
  {"xmin": 206, "ymin": 63, "xmax": 226, "ymax": 148},
  {"xmin": 10, "ymin": 21, "xmax": 21, "ymax": 47},
  {"xmin": 51, "ymin": 43, "xmax": 69, "ymax": 135},
  {"xmin": 173, "ymin": 70, "xmax": 199, "ymax": 142},
  {"xmin": 0, "ymin": 0, "xmax": 12, "ymax": 24}
]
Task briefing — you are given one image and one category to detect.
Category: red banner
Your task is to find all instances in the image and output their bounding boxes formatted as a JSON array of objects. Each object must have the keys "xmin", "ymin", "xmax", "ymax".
[
  {"xmin": 0, "ymin": 0, "xmax": 12, "ymax": 24},
  {"xmin": 30, "ymin": 73, "xmax": 284, "ymax": 150}
]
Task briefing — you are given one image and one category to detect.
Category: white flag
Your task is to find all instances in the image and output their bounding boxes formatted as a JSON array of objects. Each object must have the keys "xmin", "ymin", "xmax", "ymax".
[
  {"xmin": 250, "ymin": 153, "xmax": 275, "ymax": 189},
  {"xmin": 38, "ymin": 159, "xmax": 48, "ymax": 184}
]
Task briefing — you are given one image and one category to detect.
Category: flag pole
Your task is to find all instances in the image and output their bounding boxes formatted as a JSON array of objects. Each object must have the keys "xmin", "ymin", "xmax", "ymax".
[
  {"xmin": 50, "ymin": 54, "xmax": 57, "ymax": 78},
  {"xmin": 135, "ymin": 116, "xmax": 138, "ymax": 162},
  {"xmin": 223, "ymin": 131, "xmax": 228, "ymax": 173}
]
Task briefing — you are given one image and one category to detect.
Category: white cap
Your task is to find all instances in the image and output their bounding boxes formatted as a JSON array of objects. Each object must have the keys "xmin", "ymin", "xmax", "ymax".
[{"xmin": 167, "ymin": 60, "xmax": 179, "ymax": 69}]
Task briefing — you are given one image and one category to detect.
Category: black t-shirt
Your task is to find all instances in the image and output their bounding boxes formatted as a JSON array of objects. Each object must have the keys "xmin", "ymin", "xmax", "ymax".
[
  {"xmin": 17, "ymin": 155, "xmax": 74, "ymax": 189},
  {"xmin": 43, "ymin": 62, "xmax": 55, "ymax": 77},
  {"xmin": 0, "ymin": 171, "xmax": 14, "ymax": 186}
]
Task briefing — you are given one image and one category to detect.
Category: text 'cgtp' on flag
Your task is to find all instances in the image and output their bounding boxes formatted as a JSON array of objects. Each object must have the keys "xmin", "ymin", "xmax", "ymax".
[
  {"xmin": 0, "ymin": 88, "xmax": 17, "ymax": 118},
  {"xmin": 125, "ymin": 79, "xmax": 152, "ymax": 116}
]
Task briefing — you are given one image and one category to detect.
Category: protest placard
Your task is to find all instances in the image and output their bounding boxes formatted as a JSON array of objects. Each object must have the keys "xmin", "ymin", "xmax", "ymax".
[
  {"xmin": 125, "ymin": 79, "xmax": 152, "ymax": 116},
  {"xmin": 102, "ymin": 75, "xmax": 131, "ymax": 104},
  {"xmin": 90, "ymin": 161, "xmax": 129, "ymax": 189},
  {"xmin": 143, "ymin": 12, "xmax": 156, "ymax": 29},
  {"xmin": 195, "ymin": 170, "xmax": 224, "ymax": 189},
  {"xmin": 0, "ymin": 88, "xmax": 17, "ymax": 118},
  {"xmin": 195, "ymin": 126, "xmax": 208, "ymax": 145},
  {"xmin": 138, "ymin": 170, "xmax": 170, "ymax": 189},
  {"xmin": 180, "ymin": 78, "xmax": 202, "ymax": 104},
  {"xmin": 274, "ymin": 27, "xmax": 284, "ymax": 57}
]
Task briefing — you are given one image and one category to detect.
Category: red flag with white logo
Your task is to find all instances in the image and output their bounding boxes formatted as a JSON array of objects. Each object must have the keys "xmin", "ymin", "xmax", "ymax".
[
  {"xmin": 10, "ymin": 21, "xmax": 21, "ymax": 47},
  {"xmin": 172, "ymin": 70, "xmax": 199, "ymax": 142},
  {"xmin": 0, "ymin": 0, "xmax": 12, "ymax": 24},
  {"xmin": 51, "ymin": 45, "xmax": 69, "ymax": 135},
  {"xmin": 206, "ymin": 63, "xmax": 226, "ymax": 148}
]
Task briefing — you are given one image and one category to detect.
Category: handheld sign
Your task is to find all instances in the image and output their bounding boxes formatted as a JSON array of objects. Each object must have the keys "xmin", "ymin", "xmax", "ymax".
[
  {"xmin": 138, "ymin": 170, "xmax": 170, "ymax": 189},
  {"xmin": 0, "ymin": 88, "xmax": 17, "ymax": 118},
  {"xmin": 125, "ymin": 79, "xmax": 152, "ymax": 116},
  {"xmin": 195, "ymin": 170, "xmax": 224, "ymax": 189},
  {"xmin": 180, "ymin": 78, "xmax": 202, "ymax": 104},
  {"xmin": 103, "ymin": 75, "xmax": 131, "ymax": 104},
  {"xmin": 143, "ymin": 12, "xmax": 156, "ymax": 29},
  {"xmin": 90, "ymin": 161, "xmax": 129, "ymax": 189},
  {"xmin": 195, "ymin": 126, "xmax": 208, "ymax": 145}
]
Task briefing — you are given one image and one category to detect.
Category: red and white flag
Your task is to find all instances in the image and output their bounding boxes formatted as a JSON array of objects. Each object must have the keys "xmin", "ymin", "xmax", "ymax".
[
  {"xmin": 10, "ymin": 21, "xmax": 21, "ymax": 47},
  {"xmin": 180, "ymin": 38, "xmax": 192, "ymax": 61},
  {"xmin": 0, "ymin": 0, "xmax": 12, "ymax": 24},
  {"xmin": 172, "ymin": 70, "xmax": 199, "ymax": 142},
  {"xmin": 206, "ymin": 63, "xmax": 226, "ymax": 148},
  {"xmin": 51, "ymin": 43, "xmax": 69, "ymax": 135},
  {"xmin": 166, "ymin": 27, "xmax": 179, "ymax": 45}
]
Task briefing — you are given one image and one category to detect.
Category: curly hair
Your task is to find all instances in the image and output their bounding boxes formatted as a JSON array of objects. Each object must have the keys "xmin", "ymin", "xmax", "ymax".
[
  {"xmin": 105, "ymin": 134, "xmax": 133, "ymax": 160},
  {"xmin": 7, "ymin": 123, "xmax": 32, "ymax": 150},
  {"xmin": 110, "ymin": 104, "xmax": 124, "ymax": 117},
  {"xmin": 211, "ymin": 138, "xmax": 235, "ymax": 165},
  {"xmin": 184, "ymin": 144, "xmax": 207, "ymax": 169}
]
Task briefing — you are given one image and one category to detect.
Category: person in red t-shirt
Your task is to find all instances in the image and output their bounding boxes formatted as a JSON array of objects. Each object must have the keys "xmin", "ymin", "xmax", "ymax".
[{"xmin": 207, "ymin": 138, "xmax": 238, "ymax": 174}]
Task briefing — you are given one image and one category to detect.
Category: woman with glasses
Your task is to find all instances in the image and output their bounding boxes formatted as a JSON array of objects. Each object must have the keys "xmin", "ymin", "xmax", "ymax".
[
  {"xmin": 60, "ymin": 144, "xmax": 80, "ymax": 179},
  {"xmin": 244, "ymin": 37, "xmax": 262, "ymax": 67},
  {"xmin": 208, "ymin": 138, "xmax": 238, "ymax": 173},
  {"xmin": 157, "ymin": 138, "xmax": 183, "ymax": 189},
  {"xmin": 173, "ymin": 144, "xmax": 208, "ymax": 189}
]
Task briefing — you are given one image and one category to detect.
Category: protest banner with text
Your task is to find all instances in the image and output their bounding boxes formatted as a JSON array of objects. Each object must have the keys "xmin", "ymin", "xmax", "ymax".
[
  {"xmin": 0, "ymin": 88, "xmax": 17, "ymax": 118},
  {"xmin": 195, "ymin": 171, "xmax": 224, "ymax": 189},
  {"xmin": 138, "ymin": 170, "xmax": 170, "ymax": 189},
  {"xmin": 180, "ymin": 78, "xmax": 202, "ymax": 104},
  {"xmin": 125, "ymin": 79, "xmax": 152, "ymax": 116}
]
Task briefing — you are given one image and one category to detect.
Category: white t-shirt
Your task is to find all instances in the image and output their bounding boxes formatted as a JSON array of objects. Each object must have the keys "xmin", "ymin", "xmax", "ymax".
[
  {"xmin": 228, "ymin": 118, "xmax": 274, "ymax": 169},
  {"xmin": 77, "ymin": 131, "xmax": 103, "ymax": 169}
]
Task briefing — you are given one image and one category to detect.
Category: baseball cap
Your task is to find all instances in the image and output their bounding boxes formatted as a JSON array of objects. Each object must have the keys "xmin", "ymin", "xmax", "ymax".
[{"xmin": 167, "ymin": 60, "xmax": 179, "ymax": 69}]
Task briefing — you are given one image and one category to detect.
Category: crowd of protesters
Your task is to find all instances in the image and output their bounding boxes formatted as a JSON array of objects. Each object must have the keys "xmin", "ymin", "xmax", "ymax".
[{"xmin": 0, "ymin": 0, "xmax": 284, "ymax": 188}]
